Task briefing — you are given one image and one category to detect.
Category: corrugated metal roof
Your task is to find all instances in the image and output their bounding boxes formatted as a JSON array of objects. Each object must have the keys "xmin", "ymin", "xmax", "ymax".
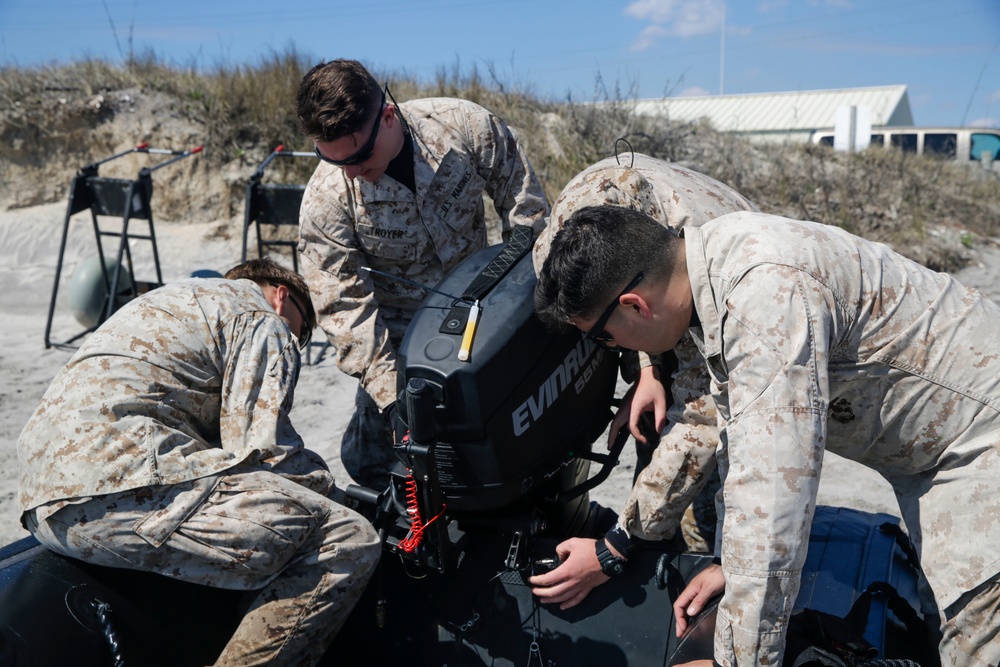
[{"xmin": 633, "ymin": 85, "xmax": 913, "ymax": 134}]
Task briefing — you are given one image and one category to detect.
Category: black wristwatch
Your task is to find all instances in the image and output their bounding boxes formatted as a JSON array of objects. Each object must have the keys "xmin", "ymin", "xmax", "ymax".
[{"xmin": 595, "ymin": 538, "xmax": 627, "ymax": 578}]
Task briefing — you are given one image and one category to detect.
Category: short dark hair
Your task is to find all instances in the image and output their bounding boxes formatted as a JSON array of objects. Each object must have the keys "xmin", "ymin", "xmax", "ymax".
[
  {"xmin": 296, "ymin": 59, "xmax": 383, "ymax": 142},
  {"xmin": 224, "ymin": 257, "xmax": 317, "ymax": 334},
  {"xmin": 534, "ymin": 205, "xmax": 679, "ymax": 331}
]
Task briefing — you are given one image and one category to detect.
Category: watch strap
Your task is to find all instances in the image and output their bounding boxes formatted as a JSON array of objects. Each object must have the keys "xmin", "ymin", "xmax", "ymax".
[{"xmin": 595, "ymin": 538, "xmax": 627, "ymax": 578}]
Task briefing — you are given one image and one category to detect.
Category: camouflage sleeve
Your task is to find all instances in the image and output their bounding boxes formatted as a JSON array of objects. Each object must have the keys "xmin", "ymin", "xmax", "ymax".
[
  {"xmin": 299, "ymin": 182, "xmax": 398, "ymax": 408},
  {"xmin": 218, "ymin": 310, "xmax": 304, "ymax": 461},
  {"xmin": 470, "ymin": 110, "xmax": 549, "ymax": 241},
  {"xmin": 637, "ymin": 351, "xmax": 659, "ymax": 370},
  {"xmin": 618, "ymin": 333, "xmax": 719, "ymax": 539},
  {"xmin": 712, "ymin": 265, "xmax": 829, "ymax": 667}
]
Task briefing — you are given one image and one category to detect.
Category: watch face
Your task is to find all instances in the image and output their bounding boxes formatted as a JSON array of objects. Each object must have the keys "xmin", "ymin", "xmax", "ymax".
[{"xmin": 597, "ymin": 540, "xmax": 626, "ymax": 577}]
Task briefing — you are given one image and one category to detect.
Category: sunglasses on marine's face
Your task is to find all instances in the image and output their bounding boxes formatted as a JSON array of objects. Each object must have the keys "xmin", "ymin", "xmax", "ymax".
[
  {"xmin": 286, "ymin": 294, "xmax": 312, "ymax": 351},
  {"xmin": 313, "ymin": 91, "xmax": 387, "ymax": 167},
  {"xmin": 585, "ymin": 272, "xmax": 644, "ymax": 347}
]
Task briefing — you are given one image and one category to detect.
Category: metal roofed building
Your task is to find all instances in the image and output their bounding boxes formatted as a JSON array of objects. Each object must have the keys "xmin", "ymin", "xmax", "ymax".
[{"xmin": 633, "ymin": 84, "xmax": 914, "ymax": 144}]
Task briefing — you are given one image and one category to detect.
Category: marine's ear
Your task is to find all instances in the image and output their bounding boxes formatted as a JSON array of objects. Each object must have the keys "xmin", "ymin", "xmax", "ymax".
[{"xmin": 619, "ymin": 292, "xmax": 651, "ymax": 319}]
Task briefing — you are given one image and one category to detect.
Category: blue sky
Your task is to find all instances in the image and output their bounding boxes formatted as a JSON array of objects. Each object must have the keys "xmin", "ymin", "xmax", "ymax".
[{"xmin": 2, "ymin": 0, "xmax": 998, "ymax": 128}]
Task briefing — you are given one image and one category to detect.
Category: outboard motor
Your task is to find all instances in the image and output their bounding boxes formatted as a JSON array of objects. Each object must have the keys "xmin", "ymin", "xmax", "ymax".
[{"xmin": 371, "ymin": 226, "xmax": 621, "ymax": 573}]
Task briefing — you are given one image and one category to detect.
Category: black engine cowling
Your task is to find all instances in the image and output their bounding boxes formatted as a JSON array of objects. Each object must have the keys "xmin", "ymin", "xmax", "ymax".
[{"xmin": 395, "ymin": 238, "xmax": 619, "ymax": 513}]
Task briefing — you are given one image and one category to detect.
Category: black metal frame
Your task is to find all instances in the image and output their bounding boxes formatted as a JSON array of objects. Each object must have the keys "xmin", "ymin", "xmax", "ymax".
[
  {"xmin": 240, "ymin": 145, "xmax": 313, "ymax": 272},
  {"xmin": 43, "ymin": 144, "xmax": 203, "ymax": 349}
]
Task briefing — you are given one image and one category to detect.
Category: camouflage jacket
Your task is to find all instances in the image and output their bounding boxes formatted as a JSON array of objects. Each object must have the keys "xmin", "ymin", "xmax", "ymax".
[
  {"xmin": 18, "ymin": 279, "xmax": 329, "ymax": 518},
  {"xmin": 299, "ymin": 97, "xmax": 549, "ymax": 409},
  {"xmin": 532, "ymin": 154, "xmax": 756, "ymax": 540},
  {"xmin": 686, "ymin": 212, "xmax": 1000, "ymax": 666}
]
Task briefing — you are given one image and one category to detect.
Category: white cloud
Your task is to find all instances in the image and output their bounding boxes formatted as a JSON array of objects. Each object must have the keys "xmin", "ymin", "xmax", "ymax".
[
  {"xmin": 625, "ymin": 0, "xmax": 679, "ymax": 24},
  {"xmin": 761, "ymin": 0, "xmax": 850, "ymax": 13},
  {"xmin": 678, "ymin": 86, "xmax": 712, "ymax": 97},
  {"xmin": 630, "ymin": 25, "xmax": 671, "ymax": 52},
  {"xmin": 672, "ymin": 1, "xmax": 728, "ymax": 36},
  {"xmin": 625, "ymin": 0, "xmax": 727, "ymax": 49},
  {"xmin": 969, "ymin": 117, "xmax": 999, "ymax": 129}
]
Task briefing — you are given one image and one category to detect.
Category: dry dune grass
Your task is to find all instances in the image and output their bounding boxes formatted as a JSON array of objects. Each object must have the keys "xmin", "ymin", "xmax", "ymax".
[{"xmin": 2, "ymin": 51, "xmax": 999, "ymax": 271}]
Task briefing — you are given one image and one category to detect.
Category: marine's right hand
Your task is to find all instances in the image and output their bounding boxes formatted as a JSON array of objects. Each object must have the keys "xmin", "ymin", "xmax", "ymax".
[{"xmin": 529, "ymin": 538, "xmax": 608, "ymax": 610}]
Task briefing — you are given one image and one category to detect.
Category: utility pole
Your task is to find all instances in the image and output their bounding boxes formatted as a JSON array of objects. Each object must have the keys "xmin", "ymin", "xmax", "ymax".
[{"xmin": 719, "ymin": 2, "xmax": 726, "ymax": 95}]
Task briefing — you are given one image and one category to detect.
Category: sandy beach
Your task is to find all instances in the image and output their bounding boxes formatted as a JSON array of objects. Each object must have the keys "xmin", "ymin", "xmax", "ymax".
[{"xmin": 3, "ymin": 201, "xmax": 998, "ymax": 548}]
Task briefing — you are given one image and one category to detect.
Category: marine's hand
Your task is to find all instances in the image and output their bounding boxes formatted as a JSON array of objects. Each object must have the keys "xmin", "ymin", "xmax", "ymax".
[
  {"xmin": 629, "ymin": 365, "xmax": 666, "ymax": 444},
  {"xmin": 529, "ymin": 538, "xmax": 608, "ymax": 610},
  {"xmin": 607, "ymin": 366, "xmax": 666, "ymax": 448},
  {"xmin": 674, "ymin": 661, "xmax": 715, "ymax": 667},
  {"xmin": 673, "ymin": 563, "xmax": 725, "ymax": 637}
]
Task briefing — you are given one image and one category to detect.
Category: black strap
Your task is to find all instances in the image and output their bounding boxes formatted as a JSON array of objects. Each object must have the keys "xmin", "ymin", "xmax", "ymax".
[
  {"xmin": 877, "ymin": 523, "xmax": 922, "ymax": 572},
  {"xmin": 786, "ymin": 607, "xmax": 878, "ymax": 667},
  {"xmin": 792, "ymin": 645, "xmax": 852, "ymax": 667},
  {"xmin": 461, "ymin": 225, "xmax": 533, "ymax": 301},
  {"xmin": 785, "ymin": 579, "xmax": 938, "ymax": 667},
  {"xmin": 844, "ymin": 582, "xmax": 939, "ymax": 667}
]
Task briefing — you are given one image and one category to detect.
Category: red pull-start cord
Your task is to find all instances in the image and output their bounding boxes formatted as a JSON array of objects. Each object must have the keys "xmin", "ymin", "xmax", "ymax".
[{"xmin": 398, "ymin": 471, "xmax": 446, "ymax": 553}]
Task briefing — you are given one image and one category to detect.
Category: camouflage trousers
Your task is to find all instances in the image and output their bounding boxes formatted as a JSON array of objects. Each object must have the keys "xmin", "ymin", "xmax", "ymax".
[
  {"xmin": 27, "ymin": 467, "xmax": 381, "ymax": 667},
  {"xmin": 939, "ymin": 571, "xmax": 1000, "ymax": 667},
  {"xmin": 341, "ymin": 384, "xmax": 398, "ymax": 492}
]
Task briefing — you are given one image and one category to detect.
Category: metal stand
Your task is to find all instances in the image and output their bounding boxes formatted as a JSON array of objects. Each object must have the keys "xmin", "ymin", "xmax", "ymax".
[
  {"xmin": 43, "ymin": 143, "xmax": 203, "ymax": 349},
  {"xmin": 240, "ymin": 145, "xmax": 313, "ymax": 271}
]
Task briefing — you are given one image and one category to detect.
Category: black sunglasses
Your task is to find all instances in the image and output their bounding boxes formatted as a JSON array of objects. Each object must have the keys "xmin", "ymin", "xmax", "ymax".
[
  {"xmin": 586, "ymin": 272, "xmax": 644, "ymax": 345},
  {"xmin": 314, "ymin": 88, "xmax": 387, "ymax": 167},
  {"xmin": 271, "ymin": 283, "xmax": 312, "ymax": 351}
]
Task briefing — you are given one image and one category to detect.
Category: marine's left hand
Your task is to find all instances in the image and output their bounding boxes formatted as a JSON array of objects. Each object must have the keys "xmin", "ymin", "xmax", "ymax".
[
  {"xmin": 673, "ymin": 563, "xmax": 725, "ymax": 636},
  {"xmin": 608, "ymin": 366, "xmax": 667, "ymax": 447}
]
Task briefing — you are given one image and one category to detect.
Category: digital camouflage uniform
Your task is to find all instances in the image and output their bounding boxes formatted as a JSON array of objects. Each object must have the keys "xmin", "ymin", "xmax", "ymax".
[
  {"xmin": 533, "ymin": 153, "xmax": 756, "ymax": 551},
  {"xmin": 18, "ymin": 279, "xmax": 381, "ymax": 667},
  {"xmin": 684, "ymin": 212, "xmax": 1000, "ymax": 667},
  {"xmin": 299, "ymin": 97, "xmax": 548, "ymax": 490}
]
